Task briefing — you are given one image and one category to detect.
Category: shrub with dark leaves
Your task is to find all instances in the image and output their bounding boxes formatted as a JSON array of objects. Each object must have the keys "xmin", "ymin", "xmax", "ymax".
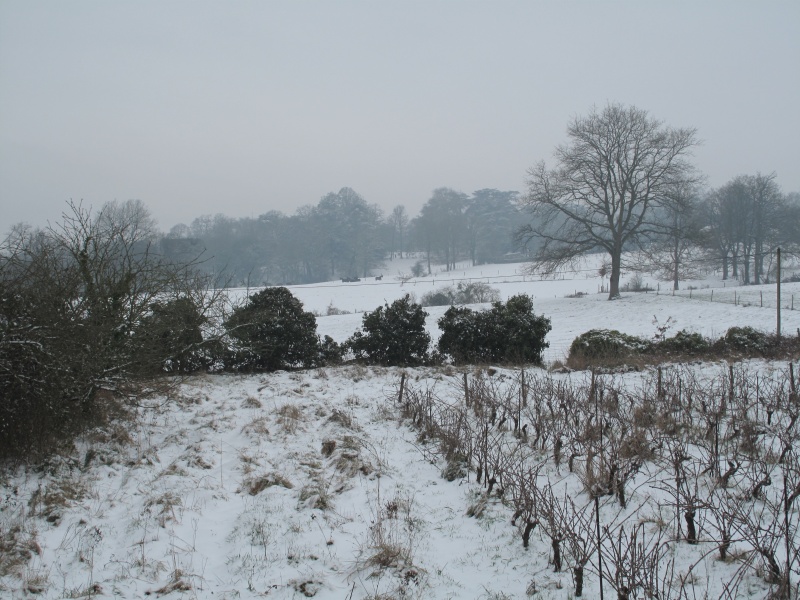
[
  {"xmin": 136, "ymin": 297, "xmax": 207, "ymax": 374},
  {"xmin": 438, "ymin": 294, "xmax": 550, "ymax": 365},
  {"xmin": 224, "ymin": 287, "xmax": 321, "ymax": 371},
  {"xmin": 657, "ymin": 330, "xmax": 710, "ymax": 355},
  {"xmin": 346, "ymin": 295, "xmax": 430, "ymax": 366}
]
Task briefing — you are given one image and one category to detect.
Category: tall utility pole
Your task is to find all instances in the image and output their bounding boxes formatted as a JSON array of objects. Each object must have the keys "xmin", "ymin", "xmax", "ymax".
[{"xmin": 777, "ymin": 247, "xmax": 781, "ymax": 342}]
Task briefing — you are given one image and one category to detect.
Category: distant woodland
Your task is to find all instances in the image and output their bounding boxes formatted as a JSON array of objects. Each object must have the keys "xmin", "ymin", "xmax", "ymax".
[
  {"xmin": 161, "ymin": 187, "xmax": 526, "ymax": 286},
  {"xmin": 157, "ymin": 175, "xmax": 800, "ymax": 288}
]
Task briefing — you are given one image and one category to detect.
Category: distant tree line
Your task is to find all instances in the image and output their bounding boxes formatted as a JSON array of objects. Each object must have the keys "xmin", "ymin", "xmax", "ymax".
[
  {"xmin": 627, "ymin": 172, "xmax": 800, "ymax": 291},
  {"xmin": 639, "ymin": 172, "xmax": 800, "ymax": 290},
  {"xmin": 160, "ymin": 186, "xmax": 526, "ymax": 287},
  {"xmin": 153, "ymin": 163, "xmax": 800, "ymax": 292},
  {"xmin": 703, "ymin": 173, "xmax": 800, "ymax": 284}
]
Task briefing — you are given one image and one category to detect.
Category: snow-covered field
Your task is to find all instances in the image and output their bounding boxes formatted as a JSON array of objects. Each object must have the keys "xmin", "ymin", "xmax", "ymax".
[
  {"xmin": 2, "ymin": 258, "xmax": 799, "ymax": 599},
  {"xmin": 278, "ymin": 256, "xmax": 800, "ymax": 362}
]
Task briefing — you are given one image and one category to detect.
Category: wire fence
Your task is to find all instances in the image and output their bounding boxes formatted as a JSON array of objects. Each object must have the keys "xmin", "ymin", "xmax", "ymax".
[{"xmin": 651, "ymin": 286, "xmax": 797, "ymax": 311}]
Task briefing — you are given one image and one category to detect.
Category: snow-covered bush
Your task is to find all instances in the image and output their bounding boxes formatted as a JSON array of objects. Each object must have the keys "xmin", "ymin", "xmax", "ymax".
[
  {"xmin": 568, "ymin": 329, "xmax": 651, "ymax": 366},
  {"xmin": 623, "ymin": 273, "xmax": 653, "ymax": 292},
  {"xmin": 0, "ymin": 201, "xmax": 221, "ymax": 459},
  {"xmin": 722, "ymin": 326, "xmax": 769, "ymax": 354},
  {"xmin": 420, "ymin": 281, "xmax": 501, "ymax": 307},
  {"xmin": 411, "ymin": 260, "xmax": 427, "ymax": 277},
  {"xmin": 346, "ymin": 295, "xmax": 430, "ymax": 366}
]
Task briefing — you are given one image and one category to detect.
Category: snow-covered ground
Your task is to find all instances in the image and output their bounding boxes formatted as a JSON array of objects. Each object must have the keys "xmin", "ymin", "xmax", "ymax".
[{"xmin": 1, "ymin": 258, "xmax": 799, "ymax": 599}]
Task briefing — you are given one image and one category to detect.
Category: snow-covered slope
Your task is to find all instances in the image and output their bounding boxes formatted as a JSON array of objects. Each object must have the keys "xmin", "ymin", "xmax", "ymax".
[{"xmin": 1, "ymin": 259, "xmax": 799, "ymax": 599}]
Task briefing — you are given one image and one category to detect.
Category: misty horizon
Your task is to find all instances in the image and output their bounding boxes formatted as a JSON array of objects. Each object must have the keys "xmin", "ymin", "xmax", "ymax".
[{"xmin": 1, "ymin": 2, "xmax": 798, "ymax": 234}]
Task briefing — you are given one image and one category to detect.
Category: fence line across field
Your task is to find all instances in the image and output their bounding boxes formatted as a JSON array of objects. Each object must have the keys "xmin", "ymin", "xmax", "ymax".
[
  {"xmin": 659, "ymin": 287, "xmax": 796, "ymax": 311},
  {"xmin": 229, "ymin": 268, "xmax": 798, "ymax": 313}
]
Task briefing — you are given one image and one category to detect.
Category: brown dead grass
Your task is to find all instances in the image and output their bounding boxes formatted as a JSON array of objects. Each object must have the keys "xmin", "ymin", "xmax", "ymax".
[{"xmin": 240, "ymin": 473, "xmax": 294, "ymax": 496}]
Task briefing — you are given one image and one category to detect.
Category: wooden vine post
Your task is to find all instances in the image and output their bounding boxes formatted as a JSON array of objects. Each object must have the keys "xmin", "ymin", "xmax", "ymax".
[{"xmin": 397, "ymin": 373, "xmax": 405, "ymax": 404}]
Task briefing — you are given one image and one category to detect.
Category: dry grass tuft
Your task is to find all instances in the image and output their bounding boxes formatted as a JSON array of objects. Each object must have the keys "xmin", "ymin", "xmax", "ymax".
[
  {"xmin": 321, "ymin": 440, "xmax": 336, "ymax": 457},
  {"xmin": 355, "ymin": 490, "xmax": 423, "ymax": 597},
  {"xmin": 466, "ymin": 495, "xmax": 488, "ymax": 518},
  {"xmin": 328, "ymin": 408, "xmax": 358, "ymax": 430},
  {"xmin": 151, "ymin": 570, "xmax": 192, "ymax": 596},
  {"xmin": 22, "ymin": 569, "xmax": 49, "ymax": 595},
  {"xmin": 28, "ymin": 477, "xmax": 88, "ymax": 525},
  {"xmin": 292, "ymin": 579, "xmax": 323, "ymax": 597},
  {"xmin": 243, "ymin": 395, "xmax": 262, "ymax": 409},
  {"xmin": 335, "ymin": 451, "xmax": 374, "ymax": 478},
  {"xmin": 0, "ymin": 522, "xmax": 41, "ymax": 578},
  {"xmin": 364, "ymin": 541, "xmax": 413, "ymax": 571},
  {"xmin": 298, "ymin": 483, "xmax": 333, "ymax": 510},
  {"xmin": 144, "ymin": 491, "xmax": 183, "ymax": 527},
  {"xmin": 241, "ymin": 416, "xmax": 270, "ymax": 436},
  {"xmin": 276, "ymin": 403, "xmax": 304, "ymax": 433},
  {"xmin": 240, "ymin": 473, "xmax": 294, "ymax": 496}
]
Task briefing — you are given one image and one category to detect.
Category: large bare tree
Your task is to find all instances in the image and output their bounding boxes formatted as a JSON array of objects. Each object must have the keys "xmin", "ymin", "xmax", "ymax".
[{"xmin": 517, "ymin": 104, "xmax": 699, "ymax": 299}]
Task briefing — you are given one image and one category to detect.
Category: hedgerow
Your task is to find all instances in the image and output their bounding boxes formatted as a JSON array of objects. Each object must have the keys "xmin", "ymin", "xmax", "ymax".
[{"xmin": 567, "ymin": 326, "xmax": 799, "ymax": 368}]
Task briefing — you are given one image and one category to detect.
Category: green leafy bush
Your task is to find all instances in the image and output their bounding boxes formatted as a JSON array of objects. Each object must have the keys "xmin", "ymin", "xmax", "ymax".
[
  {"xmin": 223, "ymin": 287, "xmax": 321, "ymax": 371},
  {"xmin": 318, "ymin": 335, "xmax": 343, "ymax": 366},
  {"xmin": 346, "ymin": 295, "xmax": 430, "ymax": 366},
  {"xmin": 437, "ymin": 294, "xmax": 550, "ymax": 365}
]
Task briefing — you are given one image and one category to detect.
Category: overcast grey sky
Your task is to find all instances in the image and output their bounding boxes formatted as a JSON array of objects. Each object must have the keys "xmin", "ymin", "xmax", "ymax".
[{"xmin": 1, "ymin": 1, "xmax": 798, "ymax": 234}]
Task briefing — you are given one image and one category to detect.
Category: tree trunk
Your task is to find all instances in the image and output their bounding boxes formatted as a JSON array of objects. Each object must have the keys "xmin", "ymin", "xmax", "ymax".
[
  {"xmin": 722, "ymin": 254, "xmax": 729, "ymax": 280},
  {"xmin": 755, "ymin": 239, "xmax": 763, "ymax": 285},
  {"xmin": 673, "ymin": 259, "xmax": 680, "ymax": 291},
  {"xmin": 608, "ymin": 249, "xmax": 622, "ymax": 299},
  {"xmin": 426, "ymin": 238, "xmax": 432, "ymax": 275},
  {"xmin": 672, "ymin": 229, "xmax": 680, "ymax": 290},
  {"xmin": 743, "ymin": 248, "xmax": 751, "ymax": 284}
]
